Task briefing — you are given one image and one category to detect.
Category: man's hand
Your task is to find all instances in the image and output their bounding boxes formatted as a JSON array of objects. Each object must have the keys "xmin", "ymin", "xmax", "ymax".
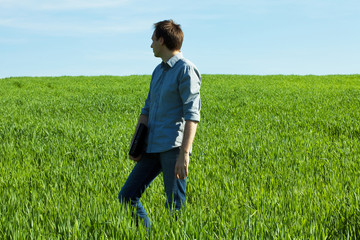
[
  {"xmin": 129, "ymin": 154, "xmax": 142, "ymax": 162},
  {"xmin": 175, "ymin": 150, "xmax": 189, "ymax": 179},
  {"xmin": 174, "ymin": 120, "xmax": 198, "ymax": 179}
]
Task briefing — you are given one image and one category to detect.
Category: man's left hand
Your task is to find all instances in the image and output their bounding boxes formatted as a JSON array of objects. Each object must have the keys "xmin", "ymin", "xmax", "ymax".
[{"xmin": 175, "ymin": 151, "xmax": 189, "ymax": 180}]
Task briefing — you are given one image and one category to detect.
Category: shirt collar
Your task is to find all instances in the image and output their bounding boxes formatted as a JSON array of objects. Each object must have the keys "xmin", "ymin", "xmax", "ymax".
[{"xmin": 162, "ymin": 52, "xmax": 183, "ymax": 69}]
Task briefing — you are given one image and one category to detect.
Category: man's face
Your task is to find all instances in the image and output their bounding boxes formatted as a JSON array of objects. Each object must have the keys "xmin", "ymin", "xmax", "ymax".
[{"xmin": 151, "ymin": 32, "xmax": 162, "ymax": 58}]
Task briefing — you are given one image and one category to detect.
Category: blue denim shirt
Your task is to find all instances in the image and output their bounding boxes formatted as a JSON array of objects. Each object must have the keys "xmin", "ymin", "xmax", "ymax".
[{"xmin": 141, "ymin": 52, "xmax": 201, "ymax": 153}]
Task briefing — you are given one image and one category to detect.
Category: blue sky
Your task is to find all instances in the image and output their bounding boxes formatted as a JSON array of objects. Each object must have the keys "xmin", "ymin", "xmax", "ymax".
[{"xmin": 1, "ymin": 0, "xmax": 359, "ymax": 78}]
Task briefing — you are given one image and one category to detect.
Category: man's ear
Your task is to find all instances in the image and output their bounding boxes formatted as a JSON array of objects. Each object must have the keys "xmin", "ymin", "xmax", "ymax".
[{"xmin": 158, "ymin": 37, "xmax": 164, "ymax": 45}]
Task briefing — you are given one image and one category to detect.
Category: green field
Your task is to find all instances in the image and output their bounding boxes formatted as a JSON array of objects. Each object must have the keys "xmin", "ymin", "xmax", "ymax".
[{"xmin": 1, "ymin": 75, "xmax": 359, "ymax": 239}]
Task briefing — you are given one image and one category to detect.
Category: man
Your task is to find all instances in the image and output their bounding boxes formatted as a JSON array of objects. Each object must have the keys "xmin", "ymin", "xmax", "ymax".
[{"xmin": 118, "ymin": 19, "xmax": 201, "ymax": 233}]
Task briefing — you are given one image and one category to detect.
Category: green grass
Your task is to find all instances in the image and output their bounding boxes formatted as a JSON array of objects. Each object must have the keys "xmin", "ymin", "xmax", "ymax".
[{"xmin": 0, "ymin": 75, "xmax": 359, "ymax": 239}]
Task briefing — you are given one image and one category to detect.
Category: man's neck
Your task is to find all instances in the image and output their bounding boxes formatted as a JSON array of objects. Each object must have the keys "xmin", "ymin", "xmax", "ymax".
[{"xmin": 161, "ymin": 50, "xmax": 180, "ymax": 63}]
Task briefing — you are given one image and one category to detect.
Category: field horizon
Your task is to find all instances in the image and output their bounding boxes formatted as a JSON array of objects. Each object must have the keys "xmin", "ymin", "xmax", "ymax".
[{"xmin": 2, "ymin": 73, "xmax": 360, "ymax": 80}]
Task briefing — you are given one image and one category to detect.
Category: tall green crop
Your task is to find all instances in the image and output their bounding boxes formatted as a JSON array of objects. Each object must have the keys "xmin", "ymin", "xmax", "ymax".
[{"xmin": 0, "ymin": 75, "xmax": 359, "ymax": 239}]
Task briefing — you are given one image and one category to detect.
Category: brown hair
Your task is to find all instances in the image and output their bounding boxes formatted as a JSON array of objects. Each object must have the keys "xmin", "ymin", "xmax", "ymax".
[{"xmin": 154, "ymin": 20, "xmax": 184, "ymax": 51}]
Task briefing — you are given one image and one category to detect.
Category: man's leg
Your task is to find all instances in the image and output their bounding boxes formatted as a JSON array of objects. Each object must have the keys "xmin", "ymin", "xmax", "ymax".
[
  {"xmin": 118, "ymin": 153, "xmax": 161, "ymax": 231},
  {"xmin": 160, "ymin": 148, "xmax": 187, "ymax": 211}
]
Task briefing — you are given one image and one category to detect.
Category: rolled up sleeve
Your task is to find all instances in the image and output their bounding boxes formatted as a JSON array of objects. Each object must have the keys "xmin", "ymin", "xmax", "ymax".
[{"xmin": 179, "ymin": 66, "xmax": 201, "ymax": 122}]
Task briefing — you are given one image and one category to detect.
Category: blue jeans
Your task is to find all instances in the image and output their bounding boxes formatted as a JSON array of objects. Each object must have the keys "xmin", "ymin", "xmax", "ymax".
[{"xmin": 118, "ymin": 147, "xmax": 186, "ymax": 233}]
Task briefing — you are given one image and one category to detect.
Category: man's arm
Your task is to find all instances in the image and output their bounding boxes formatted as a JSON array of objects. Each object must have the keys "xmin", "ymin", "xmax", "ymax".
[
  {"xmin": 175, "ymin": 120, "xmax": 198, "ymax": 179},
  {"xmin": 129, "ymin": 114, "xmax": 149, "ymax": 162}
]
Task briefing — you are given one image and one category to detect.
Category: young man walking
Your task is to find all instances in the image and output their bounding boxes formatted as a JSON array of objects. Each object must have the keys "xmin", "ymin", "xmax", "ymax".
[{"xmin": 118, "ymin": 19, "xmax": 201, "ymax": 233}]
